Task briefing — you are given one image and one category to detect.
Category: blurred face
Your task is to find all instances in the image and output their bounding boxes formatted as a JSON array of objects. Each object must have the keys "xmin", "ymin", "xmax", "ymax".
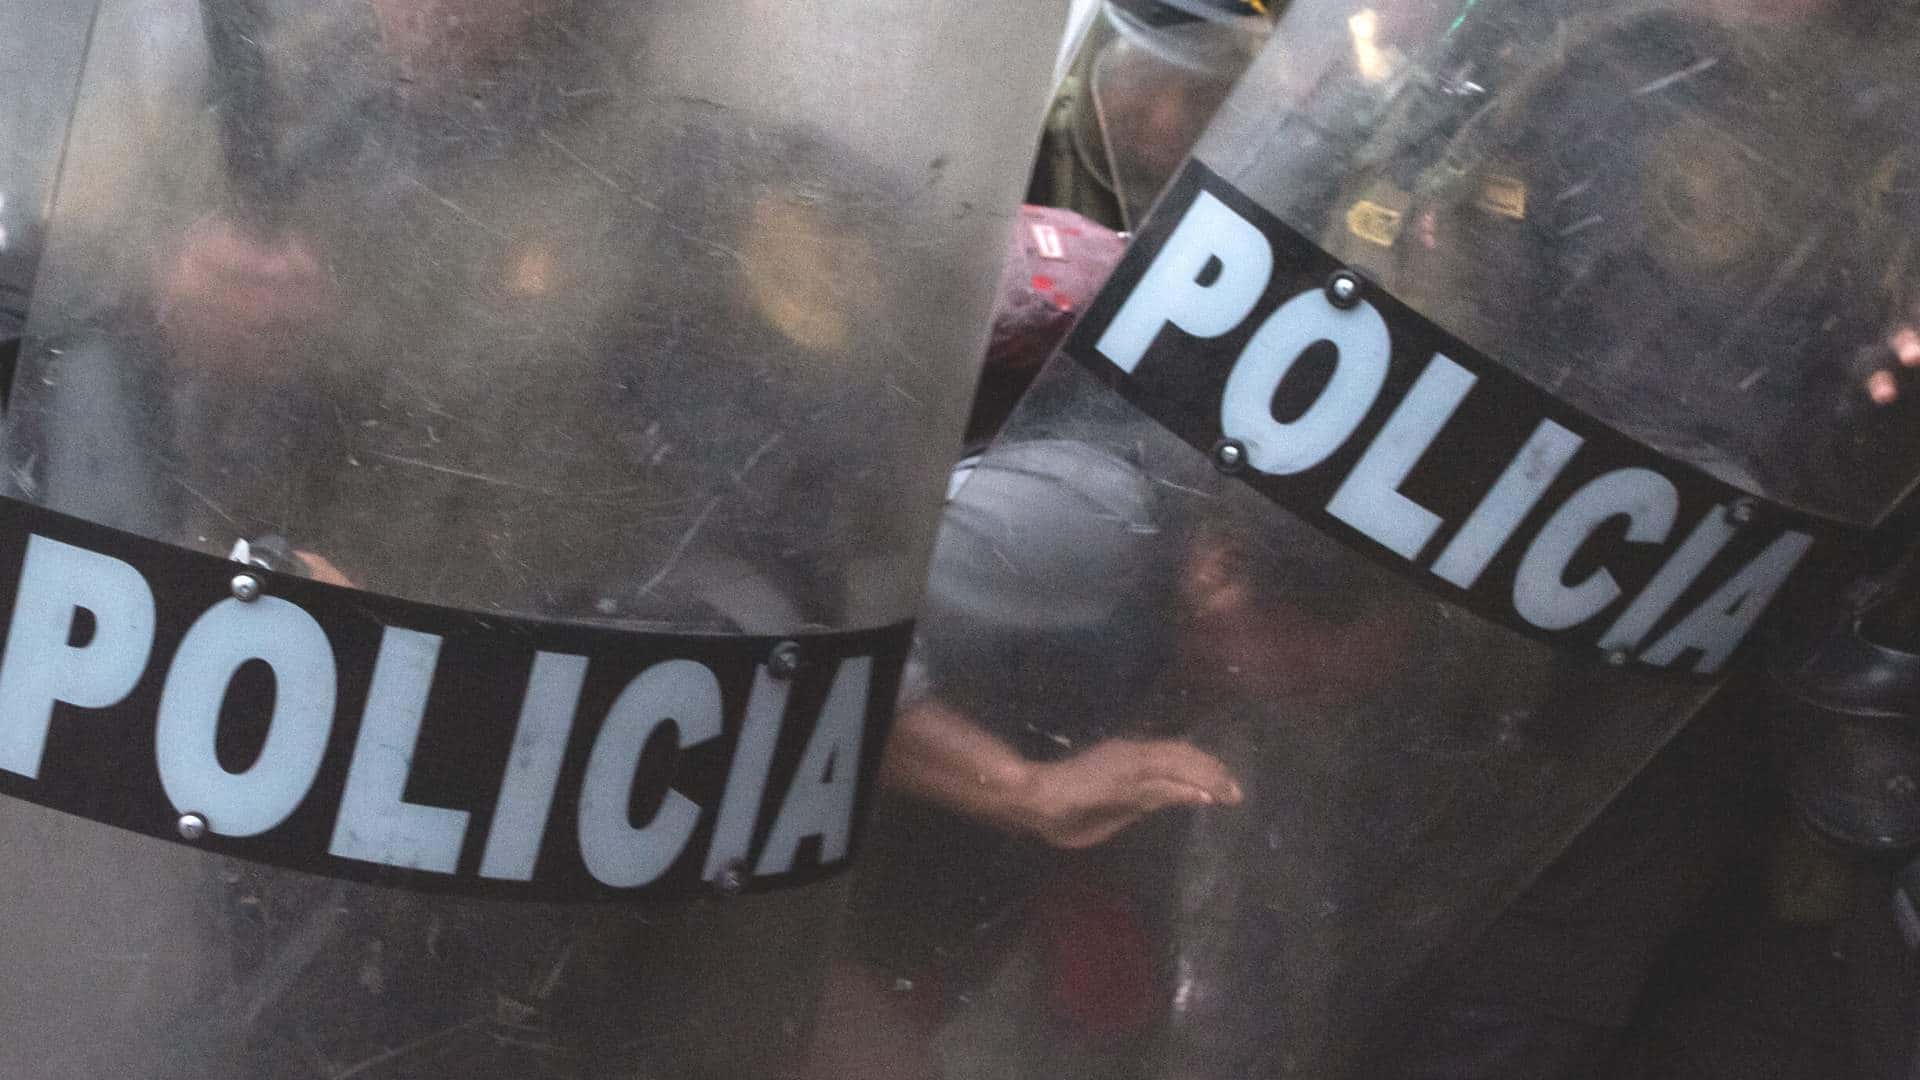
[
  {"xmin": 1174, "ymin": 532, "xmax": 1415, "ymax": 702},
  {"xmin": 1101, "ymin": 66, "xmax": 1235, "ymax": 181},
  {"xmin": 371, "ymin": 0, "xmax": 549, "ymax": 83}
]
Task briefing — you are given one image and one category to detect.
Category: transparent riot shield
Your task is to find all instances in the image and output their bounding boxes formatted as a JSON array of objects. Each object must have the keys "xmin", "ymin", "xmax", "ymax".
[
  {"xmin": 840, "ymin": 2, "xmax": 1920, "ymax": 1078},
  {"xmin": 0, "ymin": 0, "xmax": 96, "ymax": 339},
  {"xmin": 1086, "ymin": 1, "xmax": 1269, "ymax": 228},
  {"xmin": 0, "ymin": 0, "xmax": 1065, "ymax": 1076},
  {"xmin": 1043, "ymin": 1, "xmax": 1270, "ymax": 232}
]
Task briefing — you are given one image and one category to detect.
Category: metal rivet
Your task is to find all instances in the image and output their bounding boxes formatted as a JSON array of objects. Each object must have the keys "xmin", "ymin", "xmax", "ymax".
[
  {"xmin": 230, "ymin": 574, "xmax": 262, "ymax": 602},
  {"xmin": 1213, "ymin": 438, "xmax": 1247, "ymax": 474},
  {"xmin": 1326, "ymin": 270, "xmax": 1364, "ymax": 309},
  {"xmin": 1604, "ymin": 649, "xmax": 1632, "ymax": 668},
  {"xmin": 768, "ymin": 641, "xmax": 803, "ymax": 680},
  {"xmin": 1729, "ymin": 498, "xmax": 1757, "ymax": 525},
  {"xmin": 714, "ymin": 861, "xmax": 749, "ymax": 897},
  {"xmin": 177, "ymin": 812, "xmax": 209, "ymax": 842}
]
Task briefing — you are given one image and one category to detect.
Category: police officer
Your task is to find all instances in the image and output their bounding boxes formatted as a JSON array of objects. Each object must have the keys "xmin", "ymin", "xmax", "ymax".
[
  {"xmin": 1330, "ymin": 0, "xmax": 1920, "ymax": 511},
  {"xmin": 1322, "ymin": 2, "xmax": 1920, "ymax": 1074},
  {"xmin": 9, "ymin": 2, "xmax": 951, "ymax": 1076},
  {"xmin": 30, "ymin": 0, "xmax": 935, "ymax": 628},
  {"xmin": 1035, "ymin": 0, "xmax": 1274, "ymax": 229}
]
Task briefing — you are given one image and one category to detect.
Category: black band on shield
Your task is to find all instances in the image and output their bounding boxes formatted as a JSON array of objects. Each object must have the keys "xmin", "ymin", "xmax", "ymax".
[
  {"xmin": 1061, "ymin": 161, "xmax": 1865, "ymax": 680},
  {"xmin": 0, "ymin": 493, "xmax": 911, "ymax": 902}
]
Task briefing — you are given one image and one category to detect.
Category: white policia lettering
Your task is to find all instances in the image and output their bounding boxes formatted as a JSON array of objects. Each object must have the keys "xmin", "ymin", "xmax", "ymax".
[
  {"xmin": 1094, "ymin": 194, "xmax": 1814, "ymax": 675},
  {"xmin": 0, "ymin": 532, "xmax": 877, "ymax": 888}
]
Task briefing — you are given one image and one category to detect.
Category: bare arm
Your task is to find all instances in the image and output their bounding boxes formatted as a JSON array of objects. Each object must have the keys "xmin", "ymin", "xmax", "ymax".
[{"xmin": 880, "ymin": 695, "xmax": 1243, "ymax": 850}]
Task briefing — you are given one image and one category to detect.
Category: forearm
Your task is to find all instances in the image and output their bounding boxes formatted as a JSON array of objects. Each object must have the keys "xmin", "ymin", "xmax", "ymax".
[
  {"xmin": 879, "ymin": 696, "xmax": 1037, "ymax": 834},
  {"xmin": 878, "ymin": 691, "xmax": 1244, "ymax": 849}
]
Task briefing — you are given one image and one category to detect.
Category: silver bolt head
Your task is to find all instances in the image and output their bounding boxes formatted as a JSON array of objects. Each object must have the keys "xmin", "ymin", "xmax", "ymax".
[
  {"xmin": 1729, "ymin": 498, "xmax": 1757, "ymax": 525},
  {"xmin": 1213, "ymin": 439, "xmax": 1246, "ymax": 472},
  {"xmin": 1604, "ymin": 649, "xmax": 1632, "ymax": 668},
  {"xmin": 230, "ymin": 574, "xmax": 263, "ymax": 602},
  {"xmin": 177, "ymin": 812, "xmax": 209, "ymax": 841},
  {"xmin": 1327, "ymin": 271, "xmax": 1363, "ymax": 308},
  {"xmin": 768, "ymin": 641, "xmax": 803, "ymax": 680}
]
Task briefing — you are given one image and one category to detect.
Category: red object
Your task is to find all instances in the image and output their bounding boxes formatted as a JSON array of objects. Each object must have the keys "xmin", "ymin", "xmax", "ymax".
[
  {"xmin": 964, "ymin": 206, "xmax": 1128, "ymax": 444},
  {"xmin": 1032, "ymin": 877, "xmax": 1158, "ymax": 1041},
  {"xmin": 986, "ymin": 206, "xmax": 1126, "ymax": 374}
]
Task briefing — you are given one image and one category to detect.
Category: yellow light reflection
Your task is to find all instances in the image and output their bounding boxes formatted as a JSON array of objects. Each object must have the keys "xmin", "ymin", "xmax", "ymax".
[{"xmin": 1349, "ymin": 9, "xmax": 1396, "ymax": 83}]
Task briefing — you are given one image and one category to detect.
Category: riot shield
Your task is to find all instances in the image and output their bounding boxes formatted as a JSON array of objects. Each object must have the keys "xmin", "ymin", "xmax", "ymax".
[
  {"xmin": 841, "ymin": 2, "xmax": 1920, "ymax": 1077},
  {"xmin": 0, "ymin": 0, "xmax": 1065, "ymax": 1076},
  {"xmin": 0, "ymin": 0, "xmax": 96, "ymax": 347},
  {"xmin": 1087, "ymin": 1, "xmax": 1270, "ymax": 229},
  {"xmin": 1041, "ymin": 1, "xmax": 1270, "ymax": 232}
]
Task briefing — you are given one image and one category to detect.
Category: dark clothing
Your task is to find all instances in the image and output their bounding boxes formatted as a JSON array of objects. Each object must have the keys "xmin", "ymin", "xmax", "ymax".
[{"xmin": 1375, "ymin": 690, "xmax": 1770, "ymax": 1078}]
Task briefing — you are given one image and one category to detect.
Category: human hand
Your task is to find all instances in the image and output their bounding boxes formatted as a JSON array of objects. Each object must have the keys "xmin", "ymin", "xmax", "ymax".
[
  {"xmin": 156, "ymin": 215, "xmax": 338, "ymax": 372},
  {"xmin": 294, "ymin": 550, "xmax": 356, "ymax": 588},
  {"xmin": 1018, "ymin": 738, "xmax": 1243, "ymax": 850}
]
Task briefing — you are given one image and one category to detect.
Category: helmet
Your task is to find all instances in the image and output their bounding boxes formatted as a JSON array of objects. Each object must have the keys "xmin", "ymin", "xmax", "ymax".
[{"xmin": 919, "ymin": 439, "xmax": 1175, "ymax": 754}]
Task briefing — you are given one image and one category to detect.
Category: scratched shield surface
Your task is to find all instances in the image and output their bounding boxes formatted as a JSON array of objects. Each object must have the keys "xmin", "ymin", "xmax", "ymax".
[
  {"xmin": 0, "ymin": 0, "xmax": 94, "ymax": 320},
  {"xmin": 841, "ymin": 3, "xmax": 1920, "ymax": 1078},
  {"xmin": 0, "ymin": 0, "xmax": 1065, "ymax": 1075}
]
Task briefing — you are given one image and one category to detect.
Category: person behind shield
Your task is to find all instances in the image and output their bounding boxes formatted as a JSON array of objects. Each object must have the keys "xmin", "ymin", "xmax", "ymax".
[
  {"xmin": 34, "ymin": 0, "xmax": 595, "ymax": 592},
  {"xmin": 801, "ymin": 437, "xmax": 1243, "ymax": 1080},
  {"xmin": 1333, "ymin": 0, "xmax": 1920, "ymax": 510},
  {"xmin": 812, "ymin": 420, "xmax": 1454, "ymax": 1077},
  {"xmin": 20, "ymin": 2, "xmax": 934, "ymax": 1077},
  {"xmin": 1320, "ymin": 0, "xmax": 1920, "ymax": 1074},
  {"xmin": 155, "ymin": 0, "xmax": 566, "ymax": 368},
  {"xmin": 882, "ymin": 440, "xmax": 1246, "ymax": 849},
  {"xmin": 42, "ymin": 0, "xmax": 923, "ymax": 631}
]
